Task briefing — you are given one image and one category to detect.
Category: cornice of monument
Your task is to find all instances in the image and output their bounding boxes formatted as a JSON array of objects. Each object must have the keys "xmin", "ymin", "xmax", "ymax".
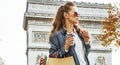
[
  {"xmin": 23, "ymin": 0, "xmax": 109, "ymax": 30},
  {"xmin": 23, "ymin": 12, "xmax": 104, "ymax": 30},
  {"xmin": 27, "ymin": 0, "xmax": 108, "ymax": 9},
  {"xmin": 24, "ymin": 12, "xmax": 104, "ymax": 21}
]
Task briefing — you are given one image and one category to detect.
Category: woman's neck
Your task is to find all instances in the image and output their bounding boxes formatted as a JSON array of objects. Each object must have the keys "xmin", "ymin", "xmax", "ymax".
[{"xmin": 65, "ymin": 21, "xmax": 74, "ymax": 34}]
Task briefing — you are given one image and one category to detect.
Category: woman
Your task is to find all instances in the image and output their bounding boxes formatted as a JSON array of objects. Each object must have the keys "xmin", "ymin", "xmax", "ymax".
[{"xmin": 49, "ymin": 2, "xmax": 91, "ymax": 65}]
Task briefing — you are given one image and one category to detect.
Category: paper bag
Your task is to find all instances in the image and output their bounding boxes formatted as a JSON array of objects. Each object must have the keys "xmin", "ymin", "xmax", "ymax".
[{"xmin": 48, "ymin": 56, "xmax": 75, "ymax": 65}]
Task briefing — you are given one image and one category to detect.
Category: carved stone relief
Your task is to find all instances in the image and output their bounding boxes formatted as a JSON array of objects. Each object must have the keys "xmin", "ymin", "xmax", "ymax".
[
  {"xmin": 28, "ymin": 49, "xmax": 49, "ymax": 65},
  {"xmin": 79, "ymin": 21, "xmax": 102, "ymax": 29},
  {"xmin": 28, "ymin": 3, "xmax": 58, "ymax": 14},
  {"xmin": 78, "ymin": 7, "xmax": 108, "ymax": 17},
  {"xmin": 32, "ymin": 31, "xmax": 50, "ymax": 43},
  {"xmin": 94, "ymin": 56, "xmax": 106, "ymax": 65},
  {"xmin": 27, "ymin": 3, "xmax": 108, "ymax": 21},
  {"xmin": 88, "ymin": 51, "xmax": 111, "ymax": 65},
  {"xmin": 79, "ymin": 21, "xmax": 92, "ymax": 28},
  {"xmin": 28, "ymin": 19, "xmax": 52, "ymax": 25},
  {"xmin": 35, "ymin": 53, "xmax": 48, "ymax": 65},
  {"xmin": 91, "ymin": 34, "xmax": 101, "ymax": 46},
  {"xmin": 93, "ymin": 21, "xmax": 102, "ymax": 28},
  {"xmin": 35, "ymin": 54, "xmax": 40, "ymax": 65}
]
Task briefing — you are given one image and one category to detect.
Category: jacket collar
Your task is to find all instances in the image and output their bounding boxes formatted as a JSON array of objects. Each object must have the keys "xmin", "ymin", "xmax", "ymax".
[
  {"xmin": 59, "ymin": 26, "xmax": 80, "ymax": 35},
  {"xmin": 59, "ymin": 27, "xmax": 67, "ymax": 35}
]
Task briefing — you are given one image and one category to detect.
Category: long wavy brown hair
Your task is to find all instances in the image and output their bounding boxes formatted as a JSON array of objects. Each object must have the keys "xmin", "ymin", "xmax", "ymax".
[{"xmin": 49, "ymin": 2, "xmax": 80, "ymax": 39}]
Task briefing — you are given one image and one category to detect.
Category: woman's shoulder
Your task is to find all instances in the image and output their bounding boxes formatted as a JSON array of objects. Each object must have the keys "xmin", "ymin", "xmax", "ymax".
[
  {"xmin": 50, "ymin": 29, "xmax": 65, "ymax": 39},
  {"xmin": 51, "ymin": 30, "xmax": 62, "ymax": 37}
]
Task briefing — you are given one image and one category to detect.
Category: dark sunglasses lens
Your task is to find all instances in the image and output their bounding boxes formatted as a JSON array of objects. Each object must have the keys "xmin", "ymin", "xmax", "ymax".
[{"xmin": 74, "ymin": 12, "xmax": 78, "ymax": 17}]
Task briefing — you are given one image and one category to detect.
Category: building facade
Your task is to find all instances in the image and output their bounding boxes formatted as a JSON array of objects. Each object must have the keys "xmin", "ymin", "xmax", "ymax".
[{"xmin": 23, "ymin": 0, "xmax": 112, "ymax": 65}]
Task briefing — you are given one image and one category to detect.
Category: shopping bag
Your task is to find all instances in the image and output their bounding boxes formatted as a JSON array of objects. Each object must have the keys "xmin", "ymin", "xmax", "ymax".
[{"xmin": 48, "ymin": 56, "xmax": 75, "ymax": 65}]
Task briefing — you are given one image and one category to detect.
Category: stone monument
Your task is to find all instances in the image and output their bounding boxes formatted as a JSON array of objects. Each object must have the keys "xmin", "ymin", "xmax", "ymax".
[{"xmin": 23, "ymin": 0, "xmax": 111, "ymax": 65}]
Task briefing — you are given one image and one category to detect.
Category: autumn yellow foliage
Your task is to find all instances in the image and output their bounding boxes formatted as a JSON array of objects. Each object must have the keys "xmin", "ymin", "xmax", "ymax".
[{"xmin": 98, "ymin": 4, "xmax": 120, "ymax": 47}]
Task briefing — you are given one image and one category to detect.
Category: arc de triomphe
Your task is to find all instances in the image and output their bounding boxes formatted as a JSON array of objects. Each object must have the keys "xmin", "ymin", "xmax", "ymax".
[{"xmin": 23, "ymin": 0, "xmax": 111, "ymax": 65}]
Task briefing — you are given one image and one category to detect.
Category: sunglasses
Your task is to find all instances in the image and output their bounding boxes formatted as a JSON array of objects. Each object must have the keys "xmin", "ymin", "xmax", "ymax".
[{"xmin": 73, "ymin": 12, "xmax": 79, "ymax": 17}]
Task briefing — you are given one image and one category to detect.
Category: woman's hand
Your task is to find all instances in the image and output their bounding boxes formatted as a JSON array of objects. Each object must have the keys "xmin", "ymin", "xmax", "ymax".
[
  {"xmin": 80, "ymin": 30, "xmax": 90, "ymax": 44},
  {"xmin": 65, "ymin": 35, "xmax": 74, "ymax": 50}
]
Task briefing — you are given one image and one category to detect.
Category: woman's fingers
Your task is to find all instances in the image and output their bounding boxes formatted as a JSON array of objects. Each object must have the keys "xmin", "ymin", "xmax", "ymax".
[
  {"xmin": 80, "ymin": 30, "xmax": 90, "ymax": 43},
  {"xmin": 66, "ymin": 36, "xmax": 74, "ymax": 46},
  {"xmin": 81, "ymin": 30, "xmax": 89, "ymax": 37}
]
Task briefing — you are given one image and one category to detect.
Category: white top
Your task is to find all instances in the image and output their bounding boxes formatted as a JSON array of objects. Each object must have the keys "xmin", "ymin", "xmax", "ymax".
[
  {"xmin": 66, "ymin": 30, "xmax": 86, "ymax": 65},
  {"xmin": 74, "ymin": 32, "xmax": 86, "ymax": 65}
]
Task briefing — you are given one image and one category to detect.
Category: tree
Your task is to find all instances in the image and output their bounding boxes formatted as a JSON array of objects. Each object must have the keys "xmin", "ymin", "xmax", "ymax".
[
  {"xmin": 98, "ymin": 4, "xmax": 120, "ymax": 47},
  {"xmin": 0, "ymin": 57, "xmax": 5, "ymax": 65}
]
